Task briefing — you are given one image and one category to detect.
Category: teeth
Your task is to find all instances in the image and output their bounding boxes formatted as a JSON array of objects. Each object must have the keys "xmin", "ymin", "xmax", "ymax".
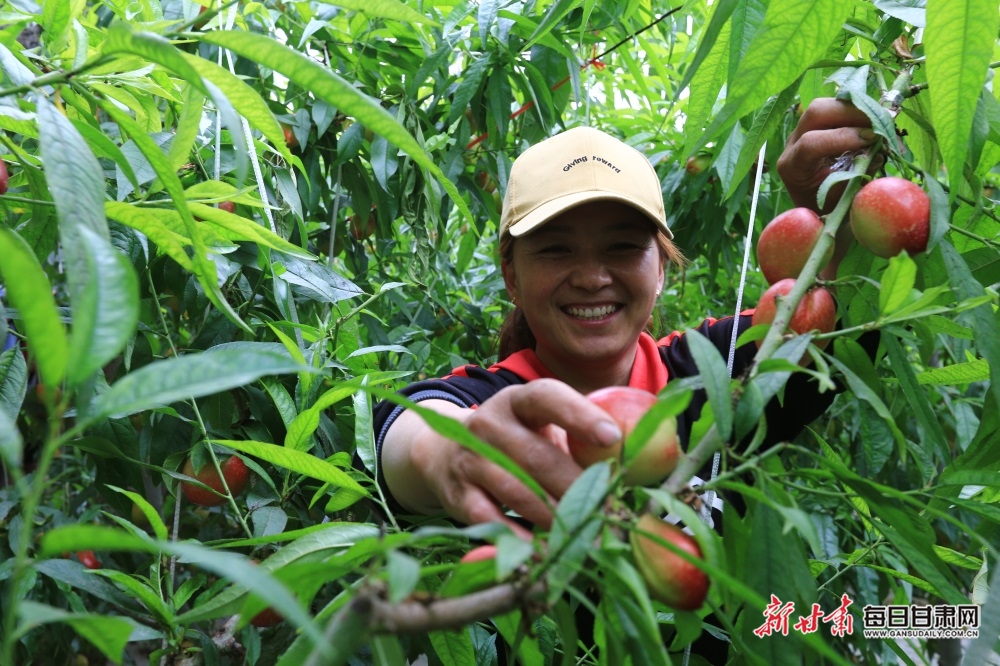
[{"xmin": 567, "ymin": 305, "xmax": 617, "ymax": 319}]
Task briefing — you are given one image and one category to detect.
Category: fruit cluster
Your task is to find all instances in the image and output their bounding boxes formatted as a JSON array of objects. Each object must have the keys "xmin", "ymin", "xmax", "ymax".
[
  {"xmin": 564, "ymin": 386, "xmax": 709, "ymax": 610},
  {"xmin": 753, "ymin": 176, "xmax": 930, "ymax": 346}
]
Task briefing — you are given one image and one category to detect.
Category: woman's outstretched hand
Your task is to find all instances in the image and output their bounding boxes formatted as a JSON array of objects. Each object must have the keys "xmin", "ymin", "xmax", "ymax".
[{"xmin": 382, "ymin": 379, "xmax": 622, "ymax": 538}]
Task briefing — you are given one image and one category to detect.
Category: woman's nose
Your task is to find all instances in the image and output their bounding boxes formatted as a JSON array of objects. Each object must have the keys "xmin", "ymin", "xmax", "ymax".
[{"xmin": 568, "ymin": 258, "xmax": 613, "ymax": 291}]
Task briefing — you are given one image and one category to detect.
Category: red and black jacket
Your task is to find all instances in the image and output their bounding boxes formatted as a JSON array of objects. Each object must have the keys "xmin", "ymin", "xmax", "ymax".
[{"xmin": 371, "ymin": 314, "xmax": 841, "ymax": 515}]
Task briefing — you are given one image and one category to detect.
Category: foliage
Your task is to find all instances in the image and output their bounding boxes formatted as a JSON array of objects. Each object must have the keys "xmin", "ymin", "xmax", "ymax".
[{"xmin": 1, "ymin": 0, "xmax": 999, "ymax": 664}]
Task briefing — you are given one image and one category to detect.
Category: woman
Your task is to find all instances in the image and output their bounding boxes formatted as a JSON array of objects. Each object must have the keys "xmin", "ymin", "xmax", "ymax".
[{"xmin": 373, "ymin": 99, "xmax": 877, "ymax": 537}]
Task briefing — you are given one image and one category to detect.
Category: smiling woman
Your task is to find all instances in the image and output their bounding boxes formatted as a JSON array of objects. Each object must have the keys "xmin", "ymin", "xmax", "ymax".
[{"xmin": 371, "ymin": 113, "xmax": 873, "ymax": 539}]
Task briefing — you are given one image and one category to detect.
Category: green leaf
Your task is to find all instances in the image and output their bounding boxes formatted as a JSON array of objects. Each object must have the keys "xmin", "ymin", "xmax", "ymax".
[
  {"xmin": 385, "ymin": 551, "xmax": 421, "ymax": 604},
  {"xmin": 429, "ymin": 628, "xmax": 476, "ymax": 666},
  {"xmin": 924, "ymin": 174, "xmax": 950, "ymax": 251},
  {"xmin": 685, "ymin": 327, "xmax": 734, "ymax": 440},
  {"xmin": 198, "ymin": 31, "xmax": 473, "ymax": 227},
  {"xmin": 184, "ymin": 525, "xmax": 381, "ymax": 626},
  {"xmin": 103, "ymin": 23, "xmax": 208, "ymax": 97},
  {"xmin": 105, "ymin": 485, "xmax": 168, "ymax": 541},
  {"xmin": 684, "ymin": 15, "xmax": 731, "ymax": 150},
  {"xmin": 69, "ymin": 118, "xmax": 139, "ymax": 191},
  {"xmin": 916, "ymin": 359, "xmax": 990, "ymax": 386},
  {"xmin": 0, "ymin": 347, "xmax": 28, "ymax": 423},
  {"xmin": 89, "ymin": 344, "xmax": 312, "ymax": 421},
  {"xmin": 0, "ymin": 407, "xmax": 22, "ymax": 468},
  {"xmin": 549, "ymin": 462, "xmax": 609, "ymax": 555},
  {"xmin": 835, "ymin": 66, "xmax": 897, "ymax": 143},
  {"xmin": 0, "ymin": 229, "xmax": 69, "ymax": 387},
  {"xmin": 313, "ymin": 0, "xmax": 439, "ymax": 25},
  {"xmin": 65, "ymin": 228, "xmax": 139, "ymax": 388},
  {"xmin": 925, "ymin": 0, "xmax": 999, "ymax": 192},
  {"xmin": 883, "ymin": 334, "xmax": 948, "ymax": 460},
  {"xmin": 96, "ymin": 101, "xmax": 250, "ymax": 333},
  {"xmin": 16, "ymin": 601, "xmax": 133, "ymax": 666},
  {"xmin": 879, "ymin": 252, "xmax": 917, "ymax": 315},
  {"xmin": 178, "ymin": 52, "xmax": 295, "ymax": 166},
  {"xmin": 939, "ymin": 241, "xmax": 1000, "ymax": 412},
  {"xmin": 188, "ymin": 204, "xmax": 313, "ymax": 259},
  {"xmin": 104, "ymin": 203, "xmax": 193, "ymax": 270},
  {"xmin": 693, "ymin": 0, "xmax": 853, "ymax": 152},
  {"xmin": 724, "ymin": 82, "xmax": 799, "ymax": 199},
  {"xmin": 37, "ymin": 97, "xmax": 110, "ymax": 320},
  {"xmin": 212, "ymin": 439, "xmax": 367, "ymax": 496},
  {"xmin": 39, "ymin": 525, "xmax": 329, "ymax": 652}
]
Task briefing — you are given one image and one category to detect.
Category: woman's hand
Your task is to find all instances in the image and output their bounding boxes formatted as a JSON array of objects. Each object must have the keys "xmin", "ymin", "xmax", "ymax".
[
  {"xmin": 777, "ymin": 98, "xmax": 881, "ymax": 213},
  {"xmin": 381, "ymin": 379, "xmax": 623, "ymax": 538}
]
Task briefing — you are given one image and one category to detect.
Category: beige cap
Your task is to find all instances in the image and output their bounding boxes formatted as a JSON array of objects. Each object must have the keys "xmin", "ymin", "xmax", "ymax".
[{"xmin": 499, "ymin": 126, "xmax": 671, "ymax": 239}]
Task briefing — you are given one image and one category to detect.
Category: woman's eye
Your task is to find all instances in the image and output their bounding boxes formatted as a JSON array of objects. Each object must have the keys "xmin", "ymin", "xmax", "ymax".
[{"xmin": 538, "ymin": 245, "xmax": 569, "ymax": 255}]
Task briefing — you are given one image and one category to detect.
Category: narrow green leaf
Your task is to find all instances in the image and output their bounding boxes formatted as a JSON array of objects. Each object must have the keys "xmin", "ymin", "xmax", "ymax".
[
  {"xmin": 0, "ymin": 42, "xmax": 37, "ymax": 86},
  {"xmin": 879, "ymin": 252, "xmax": 917, "ymax": 315},
  {"xmin": 37, "ymin": 97, "xmax": 110, "ymax": 319},
  {"xmin": 924, "ymin": 172, "xmax": 950, "ymax": 251},
  {"xmin": 429, "ymin": 628, "xmax": 476, "ymax": 666},
  {"xmin": 916, "ymin": 359, "xmax": 990, "ymax": 386},
  {"xmin": 89, "ymin": 344, "xmax": 312, "ymax": 420},
  {"xmin": 285, "ymin": 409, "xmax": 320, "ymax": 452},
  {"xmin": 65, "ymin": 228, "xmax": 139, "ymax": 387},
  {"xmin": 105, "ymin": 485, "xmax": 168, "ymax": 541},
  {"xmin": 104, "ymin": 203, "xmax": 193, "ymax": 270},
  {"xmin": 883, "ymin": 334, "xmax": 948, "ymax": 459},
  {"xmin": 0, "ymin": 347, "xmax": 28, "ymax": 422},
  {"xmin": 39, "ymin": 525, "xmax": 329, "ymax": 652},
  {"xmin": 0, "ymin": 229, "xmax": 69, "ymax": 387},
  {"xmin": 103, "ymin": 24, "xmax": 207, "ymax": 97},
  {"xmin": 179, "ymin": 52, "xmax": 295, "ymax": 167},
  {"xmin": 939, "ymin": 240, "xmax": 1000, "ymax": 412},
  {"xmin": 549, "ymin": 462, "xmax": 609, "ymax": 555},
  {"xmin": 16, "ymin": 602, "xmax": 133, "ymax": 666},
  {"xmin": 41, "ymin": 0, "xmax": 75, "ymax": 43},
  {"xmin": 213, "ymin": 439, "xmax": 367, "ymax": 496},
  {"xmin": 677, "ymin": 0, "xmax": 738, "ymax": 118},
  {"xmin": 925, "ymin": 0, "xmax": 999, "ymax": 192},
  {"xmin": 693, "ymin": 0, "xmax": 853, "ymax": 152},
  {"xmin": 69, "ymin": 118, "xmax": 139, "ymax": 191},
  {"xmin": 828, "ymin": 355, "xmax": 907, "ymax": 448},
  {"xmin": 0, "ymin": 408, "xmax": 22, "ymax": 468},
  {"xmin": 166, "ymin": 84, "xmax": 207, "ymax": 172},
  {"xmin": 97, "ymin": 100, "xmax": 250, "ymax": 333},
  {"xmin": 685, "ymin": 327, "xmax": 734, "ymax": 440},
  {"xmin": 725, "ymin": 82, "xmax": 799, "ymax": 198},
  {"xmin": 385, "ymin": 551, "xmax": 421, "ymax": 604},
  {"xmin": 313, "ymin": 0, "xmax": 439, "ymax": 25},
  {"xmin": 835, "ymin": 66, "xmax": 897, "ymax": 143},
  {"xmin": 198, "ymin": 31, "xmax": 473, "ymax": 227},
  {"xmin": 188, "ymin": 204, "xmax": 312, "ymax": 259},
  {"xmin": 525, "ymin": 0, "xmax": 584, "ymax": 50},
  {"xmin": 181, "ymin": 522, "xmax": 380, "ymax": 623}
]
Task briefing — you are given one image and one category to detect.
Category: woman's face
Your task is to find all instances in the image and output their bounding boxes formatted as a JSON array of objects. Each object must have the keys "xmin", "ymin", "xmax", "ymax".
[{"xmin": 502, "ymin": 201, "xmax": 665, "ymax": 375}]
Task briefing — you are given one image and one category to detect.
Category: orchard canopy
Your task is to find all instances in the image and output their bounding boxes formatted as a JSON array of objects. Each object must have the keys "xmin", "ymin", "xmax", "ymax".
[{"xmin": 2, "ymin": 1, "xmax": 1000, "ymax": 665}]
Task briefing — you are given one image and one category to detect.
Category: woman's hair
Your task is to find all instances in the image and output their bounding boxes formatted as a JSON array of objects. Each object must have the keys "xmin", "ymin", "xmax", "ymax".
[{"xmin": 495, "ymin": 224, "xmax": 686, "ymax": 361}]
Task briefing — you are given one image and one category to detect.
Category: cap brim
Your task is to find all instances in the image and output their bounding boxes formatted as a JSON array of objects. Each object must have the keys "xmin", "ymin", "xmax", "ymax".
[{"xmin": 506, "ymin": 191, "xmax": 673, "ymax": 239}]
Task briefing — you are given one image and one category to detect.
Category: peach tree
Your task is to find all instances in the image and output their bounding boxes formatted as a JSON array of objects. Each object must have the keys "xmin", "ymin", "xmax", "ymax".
[{"xmin": 0, "ymin": 1, "xmax": 998, "ymax": 664}]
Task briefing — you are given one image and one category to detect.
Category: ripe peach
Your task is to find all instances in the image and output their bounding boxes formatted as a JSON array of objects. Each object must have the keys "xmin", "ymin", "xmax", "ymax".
[
  {"xmin": 751, "ymin": 279, "xmax": 836, "ymax": 350},
  {"xmin": 756, "ymin": 208, "xmax": 832, "ymax": 284},
  {"xmin": 850, "ymin": 177, "xmax": 930, "ymax": 258},
  {"xmin": 630, "ymin": 513, "xmax": 709, "ymax": 610}
]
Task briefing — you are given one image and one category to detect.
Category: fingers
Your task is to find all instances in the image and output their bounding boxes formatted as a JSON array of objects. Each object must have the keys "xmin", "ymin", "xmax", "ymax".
[
  {"xmin": 790, "ymin": 98, "xmax": 872, "ymax": 141},
  {"xmin": 504, "ymin": 379, "xmax": 623, "ymax": 448},
  {"xmin": 786, "ymin": 127, "xmax": 878, "ymax": 169}
]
